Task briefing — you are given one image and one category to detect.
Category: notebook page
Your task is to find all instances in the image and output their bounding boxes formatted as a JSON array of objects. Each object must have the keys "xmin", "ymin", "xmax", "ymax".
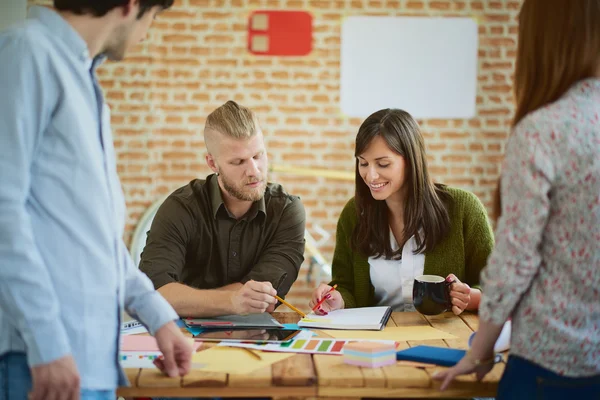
[{"xmin": 298, "ymin": 306, "xmax": 391, "ymax": 330}]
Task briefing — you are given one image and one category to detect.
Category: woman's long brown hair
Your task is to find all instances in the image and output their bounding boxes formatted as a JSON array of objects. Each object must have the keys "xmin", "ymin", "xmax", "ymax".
[
  {"xmin": 493, "ymin": 0, "xmax": 600, "ymax": 221},
  {"xmin": 352, "ymin": 109, "xmax": 451, "ymax": 259}
]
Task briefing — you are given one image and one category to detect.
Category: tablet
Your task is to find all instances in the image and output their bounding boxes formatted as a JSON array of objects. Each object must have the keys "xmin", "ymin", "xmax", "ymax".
[{"xmin": 194, "ymin": 328, "xmax": 301, "ymax": 343}]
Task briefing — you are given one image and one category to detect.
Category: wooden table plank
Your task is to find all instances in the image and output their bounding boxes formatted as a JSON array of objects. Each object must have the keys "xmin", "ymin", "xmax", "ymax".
[
  {"xmin": 229, "ymin": 364, "xmax": 272, "ymax": 387},
  {"xmin": 137, "ymin": 368, "xmax": 181, "ymax": 388},
  {"xmin": 381, "ymin": 364, "xmax": 431, "ymax": 389},
  {"xmin": 314, "ymin": 354, "xmax": 364, "ymax": 388},
  {"xmin": 118, "ymin": 386, "xmax": 316, "ymax": 398},
  {"xmin": 424, "ymin": 312, "xmax": 474, "ymax": 349},
  {"xmin": 391, "ymin": 311, "xmax": 428, "ymax": 326},
  {"xmin": 459, "ymin": 312, "xmax": 480, "ymax": 332},
  {"xmin": 361, "ymin": 366, "xmax": 387, "ymax": 388},
  {"xmin": 273, "ymin": 354, "xmax": 316, "ymax": 386},
  {"xmin": 182, "ymin": 369, "xmax": 228, "ymax": 387}
]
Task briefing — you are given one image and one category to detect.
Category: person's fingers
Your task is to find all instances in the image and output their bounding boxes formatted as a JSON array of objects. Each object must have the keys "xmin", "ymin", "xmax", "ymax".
[
  {"xmin": 246, "ymin": 291, "xmax": 276, "ymax": 304},
  {"xmin": 450, "ymin": 288, "xmax": 469, "ymax": 299},
  {"xmin": 317, "ymin": 284, "xmax": 332, "ymax": 298},
  {"xmin": 29, "ymin": 379, "xmax": 48, "ymax": 400},
  {"xmin": 44, "ymin": 388, "xmax": 59, "ymax": 400},
  {"xmin": 246, "ymin": 299, "xmax": 270, "ymax": 311},
  {"xmin": 153, "ymin": 357, "xmax": 166, "ymax": 373},
  {"xmin": 71, "ymin": 387, "xmax": 81, "ymax": 400},
  {"xmin": 450, "ymin": 282, "xmax": 470, "ymax": 295},
  {"xmin": 452, "ymin": 305, "xmax": 464, "ymax": 315},
  {"xmin": 66, "ymin": 382, "xmax": 80, "ymax": 400},
  {"xmin": 314, "ymin": 306, "xmax": 328, "ymax": 315},
  {"xmin": 451, "ymin": 297, "xmax": 468, "ymax": 309},
  {"xmin": 160, "ymin": 349, "xmax": 179, "ymax": 378},
  {"xmin": 440, "ymin": 369, "xmax": 457, "ymax": 391},
  {"xmin": 432, "ymin": 367, "xmax": 455, "ymax": 391},
  {"xmin": 177, "ymin": 347, "xmax": 192, "ymax": 376},
  {"xmin": 446, "ymin": 273, "xmax": 458, "ymax": 283},
  {"xmin": 248, "ymin": 281, "xmax": 276, "ymax": 296},
  {"xmin": 450, "ymin": 293, "xmax": 471, "ymax": 306}
]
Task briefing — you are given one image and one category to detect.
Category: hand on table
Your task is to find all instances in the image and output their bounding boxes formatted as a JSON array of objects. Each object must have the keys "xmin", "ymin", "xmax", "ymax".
[
  {"xmin": 446, "ymin": 274, "xmax": 470, "ymax": 315},
  {"xmin": 30, "ymin": 355, "xmax": 80, "ymax": 400},
  {"xmin": 433, "ymin": 351, "xmax": 495, "ymax": 391},
  {"xmin": 231, "ymin": 280, "xmax": 277, "ymax": 315},
  {"xmin": 153, "ymin": 320, "xmax": 193, "ymax": 377},
  {"xmin": 309, "ymin": 283, "xmax": 344, "ymax": 315}
]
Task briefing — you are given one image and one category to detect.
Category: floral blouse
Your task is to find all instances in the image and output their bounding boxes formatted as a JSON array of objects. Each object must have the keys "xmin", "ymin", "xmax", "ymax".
[{"xmin": 479, "ymin": 78, "xmax": 600, "ymax": 377}]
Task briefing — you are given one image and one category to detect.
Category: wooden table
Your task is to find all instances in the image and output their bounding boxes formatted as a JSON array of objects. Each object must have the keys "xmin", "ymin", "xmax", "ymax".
[{"xmin": 117, "ymin": 311, "xmax": 504, "ymax": 399}]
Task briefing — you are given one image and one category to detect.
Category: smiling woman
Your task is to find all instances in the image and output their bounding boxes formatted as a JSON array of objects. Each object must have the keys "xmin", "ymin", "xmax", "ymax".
[{"xmin": 310, "ymin": 108, "xmax": 494, "ymax": 317}]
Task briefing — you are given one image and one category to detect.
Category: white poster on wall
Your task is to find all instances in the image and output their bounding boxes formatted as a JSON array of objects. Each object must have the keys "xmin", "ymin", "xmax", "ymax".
[{"xmin": 340, "ymin": 16, "xmax": 478, "ymax": 119}]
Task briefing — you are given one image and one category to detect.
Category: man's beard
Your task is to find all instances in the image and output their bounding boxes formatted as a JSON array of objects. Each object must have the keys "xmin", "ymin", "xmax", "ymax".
[{"xmin": 220, "ymin": 172, "xmax": 266, "ymax": 202}]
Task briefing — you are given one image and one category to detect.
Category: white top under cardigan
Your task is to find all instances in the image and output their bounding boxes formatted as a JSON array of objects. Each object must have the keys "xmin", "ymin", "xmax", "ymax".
[{"xmin": 368, "ymin": 231, "xmax": 425, "ymax": 311}]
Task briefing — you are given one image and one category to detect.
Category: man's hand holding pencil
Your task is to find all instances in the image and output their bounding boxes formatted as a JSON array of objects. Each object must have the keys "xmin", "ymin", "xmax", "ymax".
[{"xmin": 231, "ymin": 280, "xmax": 278, "ymax": 315}]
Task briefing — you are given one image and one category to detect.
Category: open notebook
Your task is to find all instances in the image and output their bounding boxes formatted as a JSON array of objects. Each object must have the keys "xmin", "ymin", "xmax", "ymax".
[{"xmin": 298, "ymin": 306, "xmax": 392, "ymax": 330}]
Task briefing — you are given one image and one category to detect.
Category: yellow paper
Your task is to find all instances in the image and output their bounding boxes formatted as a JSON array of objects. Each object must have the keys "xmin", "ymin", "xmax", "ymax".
[
  {"xmin": 192, "ymin": 346, "xmax": 295, "ymax": 374},
  {"xmin": 318, "ymin": 326, "xmax": 457, "ymax": 341}
]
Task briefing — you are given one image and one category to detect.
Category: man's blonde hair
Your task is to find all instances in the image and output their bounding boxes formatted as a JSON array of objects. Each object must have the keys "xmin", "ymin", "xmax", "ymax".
[{"xmin": 205, "ymin": 100, "xmax": 258, "ymax": 139}]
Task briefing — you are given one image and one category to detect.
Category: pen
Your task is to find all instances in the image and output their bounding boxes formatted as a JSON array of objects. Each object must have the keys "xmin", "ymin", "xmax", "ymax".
[
  {"xmin": 309, "ymin": 284, "xmax": 338, "ymax": 314},
  {"xmin": 275, "ymin": 295, "xmax": 307, "ymax": 318}
]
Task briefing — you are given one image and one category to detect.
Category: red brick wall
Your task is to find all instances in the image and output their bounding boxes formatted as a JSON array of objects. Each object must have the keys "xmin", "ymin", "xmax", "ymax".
[{"xmin": 29, "ymin": 0, "xmax": 520, "ymax": 305}]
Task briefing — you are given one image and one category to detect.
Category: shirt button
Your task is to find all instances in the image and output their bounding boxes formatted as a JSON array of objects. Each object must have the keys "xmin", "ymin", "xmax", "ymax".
[{"xmin": 232, "ymin": 251, "xmax": 237, "ymax": 257}]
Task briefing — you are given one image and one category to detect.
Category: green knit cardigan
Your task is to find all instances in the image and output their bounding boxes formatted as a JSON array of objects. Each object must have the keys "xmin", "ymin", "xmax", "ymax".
[{"xmin": 330, "ymin": 187, "xmax": 494, "ymax": 309}]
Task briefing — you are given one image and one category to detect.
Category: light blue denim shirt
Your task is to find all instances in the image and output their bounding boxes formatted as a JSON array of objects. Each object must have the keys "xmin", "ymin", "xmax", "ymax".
[{"xmin": 0, "ymin": 6, "xmax": 178, "ymax": 389}]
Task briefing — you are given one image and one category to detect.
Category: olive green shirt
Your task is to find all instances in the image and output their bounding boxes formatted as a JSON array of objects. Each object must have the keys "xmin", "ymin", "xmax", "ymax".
[
  {"xmin": 139, "ymin": 174, "xmax": 306, "ymax": 297},
  {"xmin": 331, "ymin": 187, "xmax": 494, "ymax": 308}
]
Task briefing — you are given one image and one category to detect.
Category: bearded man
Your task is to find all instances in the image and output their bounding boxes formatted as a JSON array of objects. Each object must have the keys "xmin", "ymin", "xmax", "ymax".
[{"xmin": 139, "ymin": 101, "xmax": 306, "ymax": 317}]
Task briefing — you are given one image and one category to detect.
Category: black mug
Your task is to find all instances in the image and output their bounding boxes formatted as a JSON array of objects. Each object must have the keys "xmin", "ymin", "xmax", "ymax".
[{"xmin": 412, "ymin": 274, "xmax": 454, "ymax": 316}]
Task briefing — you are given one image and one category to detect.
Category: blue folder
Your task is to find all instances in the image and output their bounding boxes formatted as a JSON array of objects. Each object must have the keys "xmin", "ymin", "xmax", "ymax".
[{"xmin": 396, "ymin": 345, "xmax": 466, "ymax": 367}]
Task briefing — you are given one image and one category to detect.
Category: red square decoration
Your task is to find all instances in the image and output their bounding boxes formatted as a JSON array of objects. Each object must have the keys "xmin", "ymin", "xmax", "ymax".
[{"xmin": 247, "ymin": 10, "xmax": 313, "ymax": 56}]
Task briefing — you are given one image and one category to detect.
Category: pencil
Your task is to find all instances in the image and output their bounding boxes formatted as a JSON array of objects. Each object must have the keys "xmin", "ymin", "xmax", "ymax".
[
  {"xmin": 309, "ymin": 284, "xmax": 338, "ymax": 314},
  {"xmin": 275, "ymin": 295, "xmax": 307, "ymax": 318},
  {"xmin": 241, "ymin": 347, "xmax": 262, "ymax": 360}
]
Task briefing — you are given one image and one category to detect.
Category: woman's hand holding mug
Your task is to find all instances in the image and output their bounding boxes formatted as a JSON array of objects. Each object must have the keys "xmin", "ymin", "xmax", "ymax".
[{"xmin": 446, "ymin": 274, "xmax": 471, "ymax": 315}]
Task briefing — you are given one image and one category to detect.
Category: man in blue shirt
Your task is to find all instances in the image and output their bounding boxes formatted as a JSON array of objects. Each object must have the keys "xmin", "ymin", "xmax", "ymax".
[{"xmin": 0, "ymin": 1, "xmax": 193, "ymax": 399}]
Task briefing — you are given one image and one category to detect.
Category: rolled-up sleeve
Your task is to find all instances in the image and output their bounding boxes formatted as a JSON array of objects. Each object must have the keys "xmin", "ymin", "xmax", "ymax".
[
  {"xmin": 121, "ymin": 241, "xmax": 178, "ymax": 335},
  {"xmin": 0, "ymin": 37, "xmax": 71, "ymax": 366},
  {"xmin": 479, "ymin": 117, "xmax": 556, "ymax": 324},
  {"xmin": 139, "ymin": 197, "xmax": 196, "ymax": 289},
  {"xmin": 242, "ymin": 196, "xmax": 306, "ymax": 297}
]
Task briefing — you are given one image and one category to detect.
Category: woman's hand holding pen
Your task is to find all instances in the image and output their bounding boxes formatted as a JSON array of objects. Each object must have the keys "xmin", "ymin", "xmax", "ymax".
[
  {"xmin": 231, "ymin": 280, "xmax": 277, "ymax": 314},
  {"xmin": 309, "ymin": 283, "xmax": 344, "ymax": 315}
]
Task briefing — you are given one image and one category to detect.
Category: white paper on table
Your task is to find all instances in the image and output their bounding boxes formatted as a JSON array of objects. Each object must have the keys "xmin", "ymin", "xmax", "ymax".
[
  {"xmin": 120, "ymin": 351, "xmax": 161, "ymax": 369},
  {"xmin": 121, "ymin": 326, "xmax": 149, "ymax": 335}
]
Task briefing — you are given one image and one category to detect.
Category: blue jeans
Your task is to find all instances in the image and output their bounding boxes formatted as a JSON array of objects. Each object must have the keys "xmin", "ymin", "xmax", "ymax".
[
  {"xmin": 497, "ymin": 355, "xmax": 600, "ymax": 400},
  {"xmin": 0, "ymin": 352, "xmax": 115, "ymax": 400}
]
